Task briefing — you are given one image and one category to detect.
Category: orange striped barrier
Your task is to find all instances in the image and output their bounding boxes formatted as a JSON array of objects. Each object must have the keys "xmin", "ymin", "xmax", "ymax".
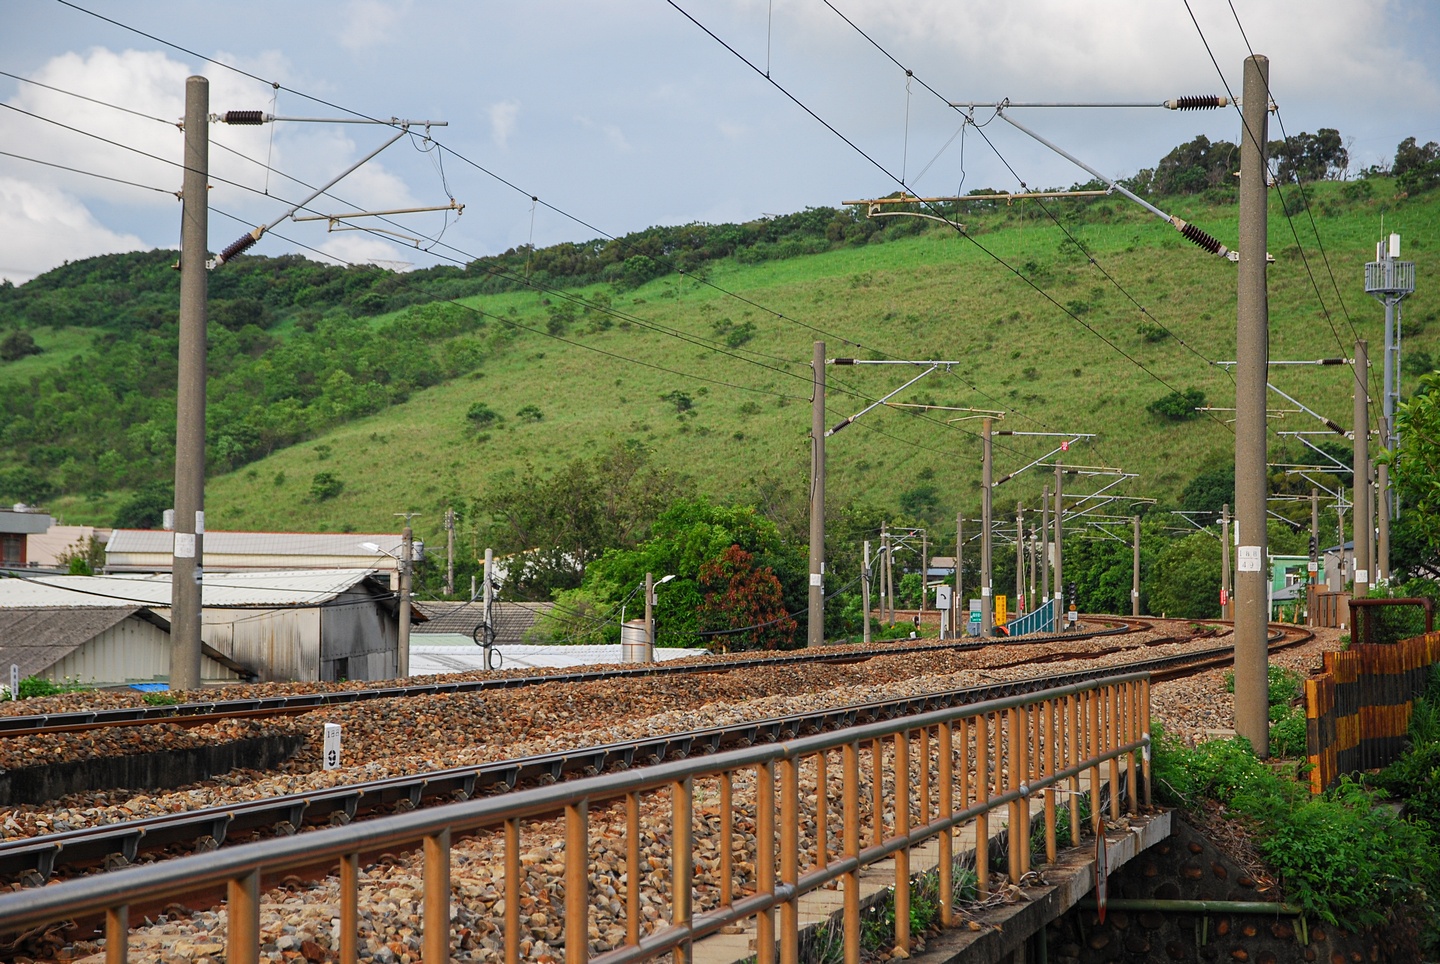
[{"xmin": 1304, "ymin": 632, "xmax": 1440, "ymax": 793}]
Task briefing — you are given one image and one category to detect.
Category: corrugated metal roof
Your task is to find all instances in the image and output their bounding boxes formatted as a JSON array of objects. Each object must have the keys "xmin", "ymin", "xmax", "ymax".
[
  {"xmin": 107, "ymin": 529, "xmax": 408, "ymax": 558},
  {"xmin": 411, "ymin": 600, "xmax": 551, "ymax": 642},
  {"xmin": 0, "ymin": 607, "xmax": 152, "ymax": 678},
  {"xmin": 0, "ymin": 570, "xmax": 387, "ymax": 608}
]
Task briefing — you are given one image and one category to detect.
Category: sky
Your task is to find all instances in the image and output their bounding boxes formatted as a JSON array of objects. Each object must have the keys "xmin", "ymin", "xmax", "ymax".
[{"xmin": 2, "ymin": 0, "xmax": 1438, "ymax": 284}]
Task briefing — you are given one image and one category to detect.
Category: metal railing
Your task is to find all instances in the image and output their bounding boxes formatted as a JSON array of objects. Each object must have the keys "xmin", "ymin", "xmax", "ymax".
[
  {"xmin": 0, "ymin": 672, "xmax": 1152, "ymax": 964},
  {"xmin": 1005, "ymin": 599, "xmax": 1057, "ymax": 637}
]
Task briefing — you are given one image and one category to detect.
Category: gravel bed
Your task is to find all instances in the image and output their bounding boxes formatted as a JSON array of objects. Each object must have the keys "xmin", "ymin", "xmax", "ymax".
[{"xmin": 3, "ymin": 624, "xmax": 1341, "ymax": 963}]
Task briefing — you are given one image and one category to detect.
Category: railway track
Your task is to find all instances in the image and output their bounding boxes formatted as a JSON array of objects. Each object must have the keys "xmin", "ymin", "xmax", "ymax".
[
  {"xmin": 0, "ymin": 619, "xmax": 1145, "ymax": 739},
  {"xmin": 0, "ymin": 621, "xmax": 1309, "ymax": 887}
]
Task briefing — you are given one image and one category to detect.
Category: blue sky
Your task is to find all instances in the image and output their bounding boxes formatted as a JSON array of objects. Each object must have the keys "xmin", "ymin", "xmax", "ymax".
[{"xmin": 2, "ymin": 0, "xmax": 1437, "ymax": 283}]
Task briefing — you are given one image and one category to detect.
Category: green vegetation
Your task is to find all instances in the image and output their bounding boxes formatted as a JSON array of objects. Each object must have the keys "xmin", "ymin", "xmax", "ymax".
[
  {"xmin": 1223, "ymin": 664, "xmax": 1306, "ymax": 757},
  {"xmin": 1153, "ymin": 728, "xmax": 1437, "ymax": 932},
  {"xmin": 2, "ymin": 676, "xmax": 90, "ymax": 700}
]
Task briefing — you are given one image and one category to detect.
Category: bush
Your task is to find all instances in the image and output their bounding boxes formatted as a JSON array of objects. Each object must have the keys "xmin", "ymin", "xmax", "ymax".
[
  {"xmin": 310, "ymin": 472, "xmax": 344, "ymax": 501},
  {"xmin": 466, "ymin": 402, "xmax": 503, "ymax": 428},
  {"xmin": 1147, "ymin": 387, "xmax": 1206, "ymax": 421},
  {"xmin": 515, "ymin": 404, "xmax": 544, "ymax": 423}
]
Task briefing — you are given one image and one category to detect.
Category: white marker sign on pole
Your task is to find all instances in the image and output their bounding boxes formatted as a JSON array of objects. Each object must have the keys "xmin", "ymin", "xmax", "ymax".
[
  {"xmin": 9, "ymin": 664, "xmax": 18, "ymax": 700},
  {"xmin": 323, "ymin": 723, "xmax": 342, "ymax": 770}
]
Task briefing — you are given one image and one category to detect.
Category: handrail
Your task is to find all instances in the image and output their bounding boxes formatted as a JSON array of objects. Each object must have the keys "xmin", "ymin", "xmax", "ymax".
[{"xmin": 0, "ymin": 671, "xmax": 1152, "ymax": 964}]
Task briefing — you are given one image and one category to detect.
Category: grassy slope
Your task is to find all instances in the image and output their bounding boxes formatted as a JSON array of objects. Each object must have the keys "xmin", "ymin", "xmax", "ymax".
[{"xmin": 46, "ymin": 182, "xmax": 1440, "ymax": 550}]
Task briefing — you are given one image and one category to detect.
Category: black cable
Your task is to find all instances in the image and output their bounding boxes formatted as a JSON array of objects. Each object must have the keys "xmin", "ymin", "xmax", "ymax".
[{"xmin": 0, "ymin": 148, "xmax": 175, "ymax": 196}]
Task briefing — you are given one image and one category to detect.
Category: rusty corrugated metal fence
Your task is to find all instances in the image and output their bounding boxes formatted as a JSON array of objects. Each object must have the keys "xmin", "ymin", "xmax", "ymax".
[
  {"xmin": 1304, "ymin": 631, "xmax": 1440, "ymax": 793},
  {"xmin": 0, "ymin": 673, "xmax": 1150, "ymax": 964}
]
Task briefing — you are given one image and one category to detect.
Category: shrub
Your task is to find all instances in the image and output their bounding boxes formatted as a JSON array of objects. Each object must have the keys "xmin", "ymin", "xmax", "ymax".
[
  {"xmin": 1147, "ymin": 387, "xmax": 1206, "ymax": 421},
  {"xmin": 466, "ymin": 402, "xmax": 503, "ymax": 428},
  {"xmin": 310, "ymin": 472, "xmax": 343, "ymax": 501},
  {"xmin": 515, "ymin": 404, "xmax": 544, "ymax": 423}
]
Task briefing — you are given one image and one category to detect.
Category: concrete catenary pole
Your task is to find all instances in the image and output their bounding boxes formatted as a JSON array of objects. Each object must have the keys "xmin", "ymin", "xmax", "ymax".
[
  {"xmin": 880, "ymin": 523, "xmax": 890, "ymax": 624},
  {"xmin": 170, "ymin": 75, "xmax": 209, "ymax": 693},
  {"xmin": 444, "ymin": 507, "xmax": 455, "ymax": 597},
  {"xmin": 398, "ymin": 520, "xmax": 413, "ymax": 678},
  {"xmin": 1053, "ymin": 465, "xmax": 1064, "ymax": 629},
  {"xmin": 1233, "ymin": 53, "xmax": 1272, "ymax": 757},
  {"xmin": 1041, "ymin": 486, "xmax": 1050, "ymax": 623},
  {"xmin": 1310, "ymin": 488, "xmax": 1320, "ymax": 625},
  {"xmin": 920, "ymin": 529, "xmax": 928, "ymax": 616},
  {"xmin": 1029, "ymin": 525, "xmax": 1038, "ymax": 612},
  {"xmin": 1377, "ymin": 462, "xmax": 1391, "ymax": 582},
  {"xmin": 981, "ymin": 417, "xmax": 994, "ymax": 637},
  {"xmin": 1132, "ymin": 515, "xmax": 1141, "ymax": 617},
  {"xmin": 954, "ymin": 516, "xmax": 963, "ymax": 636},
  {"xmin": 1016, "ymin": 502, "xmax": 1025, "ymax": 613},
  {"xmin": 862, "ymin": 540, "xmax": 871, "ymax": 645},
  {"xmin": 1222, "ymin": 503, "xmax": 1232, "ymax": 619},
  {"xmin": 1353, "ymin": 340, "xmax": 1371, "ymax": 603},
  {"xmin": 483, "ymin": 546, "xmax": 495, "ymax": 647},
  {"xmin": 645, "ymin": 571, "xmax": 655, "ymax": 653},
  {"xmin": 808, "ymin": 342, "xmax": 826, "ymax": 647}
]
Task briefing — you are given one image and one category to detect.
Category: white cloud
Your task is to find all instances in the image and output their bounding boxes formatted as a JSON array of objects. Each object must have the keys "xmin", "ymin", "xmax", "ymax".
[
  {"xmin": 314, "ymin": 232, "xmax": 409, "ymax": 270},
  {"xmin": 489, "ymin": 101, "xmax": 520, "ymax": 148},
  {"xmin": 574, "ymin": 115, "xmax": 632, "ymax": 153},
  {"xmin": 0, "ymin": 177, "xmax": 146, "ymax": 284},
  {"xmin": 339, "ymin": 0, "xmax": 414, "ymax": 52}
]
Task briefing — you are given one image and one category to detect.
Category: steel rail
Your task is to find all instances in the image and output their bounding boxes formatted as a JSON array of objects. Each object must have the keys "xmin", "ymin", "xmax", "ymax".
[
  {"xmin": 0, "ymin": 621, "xmax": 1143, "ymax": 738},
  {"xmin": 0, "ymin": 623, "xmax": 1307, "ymax": 887}
]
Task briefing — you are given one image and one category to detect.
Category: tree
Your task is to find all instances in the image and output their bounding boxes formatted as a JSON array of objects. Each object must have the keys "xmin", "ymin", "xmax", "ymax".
[
  {"xmin": 0, "ymin": 329, "xmax": 41, "ymax": 362},
  {"xmin": 1150, "ymin": 135, "xmax": 1238, "ymax": 195},
  {"xmin": 1145, "ymin": 532, "xmax": 1222, "ymax": 619},
  {"xmin": 1382, "ymin": 371, "xmax": 1440, "ymax": 578},
  {"xmin": 1269, "ymin": 128, "xmax": 1348, "ymax": 183},
  {"xmin": 113, "ymin": 484, "xmax": 173, "ymax": 529},
  {"xmin": 696, "ymin": 545, "xmax": 797, "ymax": 651},
  {"xmin": 1393, "ymin": 137, "xmax": 1440, "ymax": 195},
  {"xmin": 1180, "ymin": 464, "xmax": 1235, "ymax": 523}
]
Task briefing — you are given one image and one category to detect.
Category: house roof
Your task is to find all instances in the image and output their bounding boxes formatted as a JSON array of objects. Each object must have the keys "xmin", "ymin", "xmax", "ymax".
[
  {"xmin": 0, "ymin": 607, "xmax": 158, "ymax": 679},
  {"xmin": 0, "ymin": 508, "xmax": 53, "ymax": 535},
  {"xmin": 412, "ymin": 600, "xmax": 551, "ymax": 641},
  {"xmin": 106, "ymin": 529, "xmax": 411, "ymax": 557},
  {"xmin": 0, "ymin": 570, "xmax": 420, "ymax": 614}
]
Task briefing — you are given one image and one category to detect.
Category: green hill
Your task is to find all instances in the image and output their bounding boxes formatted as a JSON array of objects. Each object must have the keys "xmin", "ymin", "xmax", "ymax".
[{"xmin": 2, "ymin": 178, "xmax": 1436, "ymax": 572}]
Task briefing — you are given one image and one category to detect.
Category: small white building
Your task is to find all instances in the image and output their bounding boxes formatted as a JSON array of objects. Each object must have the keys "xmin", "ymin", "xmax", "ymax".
[
  {"xmin": 0, "ymin": 506, "xmax": 54, "ymax": 570},
  {"xmin": 0, "ymin": 604, "xmax": 244, "ymax": 689}
]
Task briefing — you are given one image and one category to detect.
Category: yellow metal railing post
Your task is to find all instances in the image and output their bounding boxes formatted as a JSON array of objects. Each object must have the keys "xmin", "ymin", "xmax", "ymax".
[
  {"xmin": 340, "ymin": 852, "xmax": 359, "ymax": 964},
  {"xmin": 424, "ymin": 828, "xmax": 452, "ymax": 964},
  {"xmin": 672, "ymin": 777, "xmax": 694, "ymax": 964},
  {"xmin": 105, "ymin": 905, "xmax": 128, "ymax": 964},
  {"xmin": 565, "ymin": 801, "xmax": 589, "ymax": 964},
  {"xmin": 893, "ymin": 731, "xmax": 911, "ymax": 955},
  {"xmin": 757, "ymin": 761, "xmax": 776, "ymax": 964},
  {"xmin": 227, "ymin": 870, "xmax": 260, "ymax": 964},
  {"xmin": 938, "ymin": 722, "xmax": 954, "ymax": 927},
  {"xmin": 779, "ymin": 759, "xmax": 799, "ymax": 964},
  {"xmin": 842, "ymin": 742, "xmax": 861, "ymax": 964}
]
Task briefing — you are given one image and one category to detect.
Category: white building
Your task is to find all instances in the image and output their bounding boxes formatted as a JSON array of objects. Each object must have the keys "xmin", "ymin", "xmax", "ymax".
[{"xmin": 104, "ymin": 529, "xmax": 419, "ymax": 588}]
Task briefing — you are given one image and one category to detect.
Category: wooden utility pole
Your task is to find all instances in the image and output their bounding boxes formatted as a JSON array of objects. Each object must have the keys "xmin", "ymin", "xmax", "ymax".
[
  {"xmin": 1233, "ymin": 53, "xmax": 1272, "ymax": 756},
  {"xmin": 170, "ymin": 74, "xmax": 209, "ymax": 693},
  {"xmin": 809, "ymin": 342, "xmax": 826, "ymax": 647}
]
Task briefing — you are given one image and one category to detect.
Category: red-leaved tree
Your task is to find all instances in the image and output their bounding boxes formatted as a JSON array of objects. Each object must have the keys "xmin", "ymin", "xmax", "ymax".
[{"xmin": 697, "ymin": 544, "xmax": 797, "ymax": 651}]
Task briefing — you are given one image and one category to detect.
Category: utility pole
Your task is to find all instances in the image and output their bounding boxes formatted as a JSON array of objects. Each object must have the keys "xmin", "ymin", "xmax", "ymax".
[
  {"xmin": 981, "ymin": 418, "xmax": 994, "ymax": 637},
  {"xmin": 1234, "ymin": 53, "xmax": 1271, "ymax": 757},
  {"xmin": 886, "ymin": 527, "xmax": 895, "ymax": 625},
  {"xmin": 1364, "ymin": 231, "xmax": 1416, "ymax": 544},
  {"xmin": 1132, "ymin": 515, "xmax": 1141, "ymax": 617},
  {"xmin": 397, "ymin": 516, "xmax": 413, "ymax": 678},
  {"xmin": 922, "ymin": 527, "xmax": 932, "ymax": 615},
  {"xmin": 880, "ymin": 524, "xmax": 890, "ymax": 624},
  {"xmin": 1377, "ymin": 463, "xmax": 1391, "ymax": 582},
  {"xmin": 1041, "ymin": 486, "xmax": 1050, "ymax": 624},
  {"xmin": 170, "ymin": 75, "xmax": 209, "ymax": 694},
  {"xmin": 444, "ymin": 507, "xmax": 455, "ymax": 597},
  {"xmin": 862, "ymin": 540, "xmax": 872, "ymax": 644},
  {"xmin": 809, "ymin": 342, "xmax": 826, "ymax": 647},
  {"xmin": 1028, "ymin": 526, "xmax": 1037, "ymax": 612},
  {"xmin": 645, "ymin": 571, "xmax": 655, "ymax": 651},
  {"xmin": 1222, "ymin": 503, "xmax": 1232, "ymax": 619},
  {"xmin": 1015, "ymin": 502, "xmax": 1025, "ymax": 613},
  {"xmin": 1335, "ymin": 486, "xmax": 1347, "ymax": 594},
  {"xmin": 1353, "ymin": 340, "xmax": 1371, "ymax": 602},
  {"xmin": 483, "ymin": 546, "xmax": 495, "ymax": 649},
  {"xmin": 954, "ymin": 516, "xmax": 963, "ymax": 637},
  {"xmin": 1309, "ymin": 489, "xmax": 1320, "ymax": 624},
  {"xmin": 1053, "ymin": 466, "xmax": 1064, "ymax": 629}
]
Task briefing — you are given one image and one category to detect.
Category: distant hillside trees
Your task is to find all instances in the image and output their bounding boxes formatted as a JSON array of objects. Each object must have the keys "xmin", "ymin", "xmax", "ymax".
[
  {"xmin": 1394, "ymin": 137, "xmax": 1440, "ymax": 195},
  {"xmin": 1130, "ymin": 128, "xmax": 1347, "ymax": 196}
]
